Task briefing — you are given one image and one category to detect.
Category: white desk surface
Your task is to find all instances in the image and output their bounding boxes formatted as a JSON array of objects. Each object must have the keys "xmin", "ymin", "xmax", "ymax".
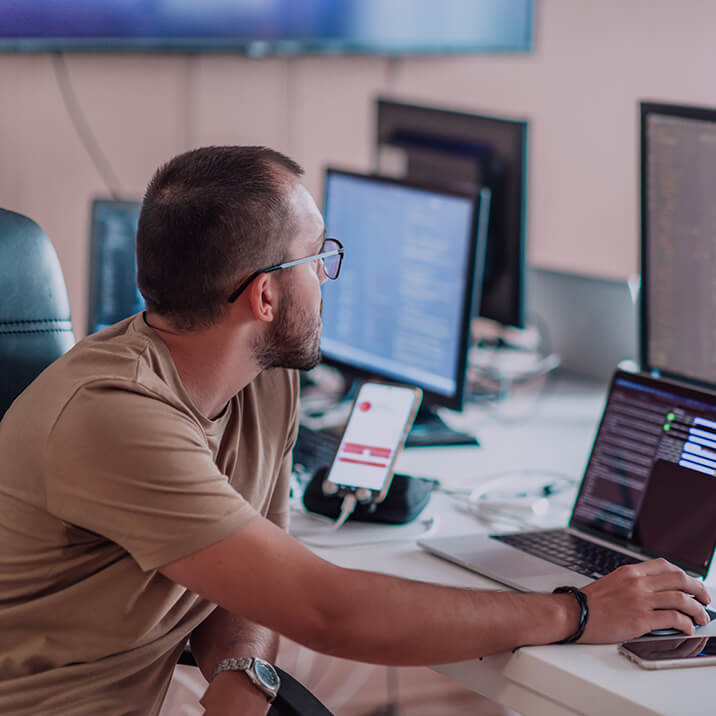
[{"xmin": 293, "ymin": 376, "xmax": 716, "ymax": 716}]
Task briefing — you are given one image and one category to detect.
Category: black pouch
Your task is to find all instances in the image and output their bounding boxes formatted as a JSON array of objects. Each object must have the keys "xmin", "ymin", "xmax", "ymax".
[{"xmin": 302, "ymin": 467, "xmax": 434, "ymax": 524}]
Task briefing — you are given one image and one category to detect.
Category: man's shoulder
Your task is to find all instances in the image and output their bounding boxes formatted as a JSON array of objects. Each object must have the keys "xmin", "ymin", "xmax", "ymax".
[
  {"xmin": 253, "ymin": 367, "xmax": 300, "ymax": 395},
  {"xmin": 243, "ymin": 368, "xmax": 300, "ymax": 434},
  {"xmin": 6, "ymin": 315, "xmax": 182, "ymax": 433}
]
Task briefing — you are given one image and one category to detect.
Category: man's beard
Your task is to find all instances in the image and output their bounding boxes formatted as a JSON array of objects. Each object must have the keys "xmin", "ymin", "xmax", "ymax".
[{"xmin": 253, "ymin": 296, "xmax": 323, "ymax": 371}]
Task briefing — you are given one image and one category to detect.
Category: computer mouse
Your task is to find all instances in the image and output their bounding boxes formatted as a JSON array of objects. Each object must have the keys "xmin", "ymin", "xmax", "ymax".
[{"xmin": 647, "ymin": 606, "xmax": 716, "ymax": 636}]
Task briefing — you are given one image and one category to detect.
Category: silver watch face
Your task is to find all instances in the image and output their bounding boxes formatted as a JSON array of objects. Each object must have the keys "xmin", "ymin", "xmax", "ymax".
[{"xmin": 254, "ymin": 659, "xmax": 279, "ymax": 690}]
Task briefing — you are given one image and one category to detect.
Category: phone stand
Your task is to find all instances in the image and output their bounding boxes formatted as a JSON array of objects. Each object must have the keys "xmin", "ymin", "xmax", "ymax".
[{"xmin": 302, "ymin": 468, "xmax": 434, "ymax": 524}]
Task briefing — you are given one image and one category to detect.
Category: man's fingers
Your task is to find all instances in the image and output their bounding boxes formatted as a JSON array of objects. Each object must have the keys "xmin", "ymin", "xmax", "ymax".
[
  {"xmin": 651, "ymin": 591, "xmax": 711, "ymax": 626},
  {"xmin": 645, "ymin": 572, "xmax": 712, "ymax": 606},
  {"xmin": 646, "ymin": 609, "xmax": 696, "ymax": 636},
  {"xmin": 621, "ymin": 559, "xmax": 711, "ymax": 605}
]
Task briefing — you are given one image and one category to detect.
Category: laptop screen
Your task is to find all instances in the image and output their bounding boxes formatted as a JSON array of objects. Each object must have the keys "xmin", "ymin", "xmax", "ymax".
[{"xmin": 570, "ymin": 371, "xmax": 716, "ymax": 576}]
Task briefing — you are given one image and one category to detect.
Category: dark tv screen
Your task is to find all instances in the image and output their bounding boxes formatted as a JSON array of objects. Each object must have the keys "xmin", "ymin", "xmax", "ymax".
[{"xmin": 1, "ymin": 0, "xmax": 534, "ymax": 54}]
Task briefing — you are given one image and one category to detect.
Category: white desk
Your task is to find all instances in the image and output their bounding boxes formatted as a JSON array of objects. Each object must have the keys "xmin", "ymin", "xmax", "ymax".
[{"xmin": 294, "ymin": 376, "xmax": 716, "ymax": 716}]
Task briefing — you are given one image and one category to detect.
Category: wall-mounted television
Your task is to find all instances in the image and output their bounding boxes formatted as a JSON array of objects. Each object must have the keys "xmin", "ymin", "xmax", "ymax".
[{"xmin": 1, "ymin": 0, "xmax": 534, "ymax": 55}]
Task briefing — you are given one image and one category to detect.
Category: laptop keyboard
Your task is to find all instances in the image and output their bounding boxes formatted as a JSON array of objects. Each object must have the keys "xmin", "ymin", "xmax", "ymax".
[{"xmin": 492, "ymin": 529, "xmax": 640, "ymax": 579}]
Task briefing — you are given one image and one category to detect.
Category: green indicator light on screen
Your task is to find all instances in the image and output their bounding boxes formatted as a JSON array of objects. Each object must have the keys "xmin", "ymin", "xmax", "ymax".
[
  {"xmin": 667, "ymin": 413, "xmax": 675, "ymax": 421},
  {"xmin": 664, "ymin": 424, "xmax": 670, "ymax": 431}
]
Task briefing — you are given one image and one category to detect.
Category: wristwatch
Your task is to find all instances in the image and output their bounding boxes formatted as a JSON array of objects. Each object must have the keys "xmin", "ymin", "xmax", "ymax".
[{"xmin": 209, "ymin": 656, "xmax": 280, "ymax": 703}]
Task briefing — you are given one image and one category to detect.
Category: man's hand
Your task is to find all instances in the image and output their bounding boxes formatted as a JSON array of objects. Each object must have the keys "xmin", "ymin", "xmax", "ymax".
[
  {"xmin": 580, "ymin": 558, "xmax": 712, "ymax": 643},
  {"xmin": 199, "ymin": 670, "xmax": 270, "ymax": 716}
]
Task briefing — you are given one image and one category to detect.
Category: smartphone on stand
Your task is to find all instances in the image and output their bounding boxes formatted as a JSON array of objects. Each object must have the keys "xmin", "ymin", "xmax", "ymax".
[
  {"xmin": 323, "ymin": 381, "xmax": 422, "ymax": 503},
  {"xmin": 618, "ymin": 636, "xmax": 716, "ymax": 669}
]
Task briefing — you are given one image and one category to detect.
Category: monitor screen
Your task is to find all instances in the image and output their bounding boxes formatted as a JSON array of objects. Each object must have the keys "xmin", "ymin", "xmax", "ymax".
[
  {"xmin": 320, "ymin": 169, "xmax": 489, "ymax": 411},
  {"xmin": 640, "ymin": 102, "xmax": 716, "ymax": 388},
  {"xmin": 87, "ymin": 198, "xmax": 144, "ymax": 335},
  {"xmin": 376, "ymin": 98, "xmax": 527, "ymax": 328},
  {"xmin": 1, "ymin": 0, "xmax": 533, "ymax": 54}
]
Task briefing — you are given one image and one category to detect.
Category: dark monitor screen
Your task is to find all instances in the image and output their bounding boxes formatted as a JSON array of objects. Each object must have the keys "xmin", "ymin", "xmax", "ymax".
[
  {"xmin": 375, "ymin": 98, "xmax": 527, "ymax": 328},
  {"xmin": 320, "ymin": 169, "xmax": 490, "ymax": 411},
  {"xmin": 640, "ymin": 102, "xmax": 716, "ymax": 389},
  {"xmin": 87, "ymin": 198, "xmax": 144, "ymax": 335},
  {"xmin": 570, "ymin": 371, "xmax": 716, "ymax": 577},
  {"xmin": 1, "ymin": 0, "xmax": 533, "ymax": 54}
]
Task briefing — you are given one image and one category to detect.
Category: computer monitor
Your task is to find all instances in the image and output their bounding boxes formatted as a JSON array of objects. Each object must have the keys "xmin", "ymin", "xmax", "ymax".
[
  {"xmin": 375, "ymin": 97, "xmax": 527, "ymax": 328},
  {"xmin": 87, "ymin": 198, "xmax": 144, "ymax": 334},
  {"xmin": 640, "ymin": 102, "xmax": 716, "ymax": 388},
  {"xmin": 320, "ymin": 168, "xmax": 490, "ymax": 445}
]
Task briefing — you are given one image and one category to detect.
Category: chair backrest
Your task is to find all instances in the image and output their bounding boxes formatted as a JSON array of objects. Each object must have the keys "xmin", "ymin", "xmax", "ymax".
[{"xmin": 0, "ymin": 208, "xmax": 76, "ymax": 420}]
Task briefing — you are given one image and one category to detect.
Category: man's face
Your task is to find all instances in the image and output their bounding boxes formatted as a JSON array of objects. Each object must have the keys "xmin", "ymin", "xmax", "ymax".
[{"xmin": 253, "ymin": 182, "xmax": 327, "ymax": 371}]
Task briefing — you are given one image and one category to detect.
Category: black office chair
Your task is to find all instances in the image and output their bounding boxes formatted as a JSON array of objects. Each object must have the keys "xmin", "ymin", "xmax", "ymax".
[{"xmin": 0, "ymin": 208, "xmax": 75, "ymax": 421}]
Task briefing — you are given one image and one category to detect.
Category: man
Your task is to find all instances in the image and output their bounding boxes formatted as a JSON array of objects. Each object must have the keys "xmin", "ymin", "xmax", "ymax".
[{"xmin": 0, "ymin": 146, "xmax": 710, "ymax": 716}]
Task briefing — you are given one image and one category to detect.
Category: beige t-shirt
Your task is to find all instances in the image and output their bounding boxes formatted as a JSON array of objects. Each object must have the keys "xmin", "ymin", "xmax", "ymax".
[{"xmin": 0, "ymin": 314, "xmax": 299, "ymax": 715}]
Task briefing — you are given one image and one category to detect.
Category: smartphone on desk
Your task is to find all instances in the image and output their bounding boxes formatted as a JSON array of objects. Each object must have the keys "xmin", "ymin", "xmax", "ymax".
[
  {"xmin": 324, "ymin": 381, "xmax": 422, "ymax": 503},
  {"xmin": 618, "ymin": 636, "xmax": 716, "ymax": 670}
]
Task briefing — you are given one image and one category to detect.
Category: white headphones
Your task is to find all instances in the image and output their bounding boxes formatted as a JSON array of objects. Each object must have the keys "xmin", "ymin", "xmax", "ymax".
[{"xmin": 457, "ymin": 471, "xmax": 578, "ymax": 523}]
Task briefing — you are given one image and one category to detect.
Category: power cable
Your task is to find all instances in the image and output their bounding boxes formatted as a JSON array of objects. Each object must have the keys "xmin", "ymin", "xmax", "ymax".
[{"xmin": 52, "ymin": 52, "xmax": 123, "ymax": 199}]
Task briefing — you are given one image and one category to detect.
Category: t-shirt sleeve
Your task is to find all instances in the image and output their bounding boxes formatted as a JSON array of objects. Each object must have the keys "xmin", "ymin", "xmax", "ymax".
[
  {"xmin": 265, "ymin": 369, "xmax": 300, "ymax": 532},
  {"xmin": 45, "ymin": 383, "xmax": 257, "ymax": 571}
]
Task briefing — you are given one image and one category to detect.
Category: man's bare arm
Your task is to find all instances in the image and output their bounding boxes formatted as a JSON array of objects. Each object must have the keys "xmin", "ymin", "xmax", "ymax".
[
  {"xmin": 191, "ymin": 607, "xmax": 279, "ymax": 680},
  {"xmin": 161, "ymin": 516, "xmax": 711, "ymax": 665},
  {"xmin": 190, "ymin": 608, "xmax": 278, "ymax": 716}
]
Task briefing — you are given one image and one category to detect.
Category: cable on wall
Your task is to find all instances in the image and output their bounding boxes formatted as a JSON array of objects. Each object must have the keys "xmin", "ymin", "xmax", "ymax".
[
  {"xmin": 52, "ymin": 52, "xmax": 123, "ymax": 199},
  {"xmin": 385, "ymin": 56, "xmax": 402, "ymax": 94},
  {"xmin": 180, "ymin": 54, "xmax": 197, "ymax": 152}
]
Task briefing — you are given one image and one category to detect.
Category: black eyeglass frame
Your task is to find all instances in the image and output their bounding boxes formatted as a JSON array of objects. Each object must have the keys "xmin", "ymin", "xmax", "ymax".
[{"xmin": 227, "ymin": 238, "xmax": 344, "ymax": 303}]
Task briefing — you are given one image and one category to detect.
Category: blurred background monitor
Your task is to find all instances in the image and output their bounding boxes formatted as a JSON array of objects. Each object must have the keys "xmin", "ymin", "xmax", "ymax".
[
  {"xmin": 320, "ymin": 168, "xmax": 490, "ymax": 445},
  {"xmin": 640, "ymin": 101, "xmax": 716, "ymax": 388},
  {"xmin": 1, "ymin": 0, "xmax": 533, "ymax": 54},
  {"xmin": 87, "ymin": 198, "xmax": 144, "ymax": 335},
  {"xmin": 527, "ymin": 267, "xmax": 639, "ymax": 384},
  {"xmin": 375, "ymin": 97, "xmax": 528, "ymax": 329}
]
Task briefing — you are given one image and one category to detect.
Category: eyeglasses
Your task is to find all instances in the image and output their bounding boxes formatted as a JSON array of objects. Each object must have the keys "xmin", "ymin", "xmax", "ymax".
[{"xmin": 227, "ymin": 238, "xmax": 344, "ymax": 303}]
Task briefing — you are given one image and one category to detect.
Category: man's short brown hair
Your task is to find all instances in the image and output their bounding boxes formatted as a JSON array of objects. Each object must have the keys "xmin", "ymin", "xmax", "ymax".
[{"xmin": 136, "ymin": 145, "xmax": 304, "ymax": 329}]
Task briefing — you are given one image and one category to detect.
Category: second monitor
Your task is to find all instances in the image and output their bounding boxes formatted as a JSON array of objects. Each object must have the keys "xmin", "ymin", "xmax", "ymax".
[{"xmin": 320, "ymin": 168, "xmax": 491, "ymax": 446}]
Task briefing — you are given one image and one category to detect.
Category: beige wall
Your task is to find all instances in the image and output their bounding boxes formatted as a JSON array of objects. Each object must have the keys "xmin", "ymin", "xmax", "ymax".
[{"xmin": 1, "ymin": 0, "xmax": 715, "ymax": 337}]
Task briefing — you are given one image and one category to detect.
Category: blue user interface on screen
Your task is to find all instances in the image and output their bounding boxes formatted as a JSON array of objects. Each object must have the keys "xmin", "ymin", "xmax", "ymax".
[
  {"xmin": 2, "ymin": 1, "xmax": 533, "ymax": 54},
  {"xmin": 88, "ymin": 200, "xmax": 144, "ymax": 334},
  {"xmin": 320, "ymin": 172, "xmax": 475, "ymax": 398}
]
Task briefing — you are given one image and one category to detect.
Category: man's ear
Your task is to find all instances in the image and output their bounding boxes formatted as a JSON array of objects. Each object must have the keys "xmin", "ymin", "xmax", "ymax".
[{"xmin": 247, "ymin": 273, "xmax": 275, "ymax": 323}]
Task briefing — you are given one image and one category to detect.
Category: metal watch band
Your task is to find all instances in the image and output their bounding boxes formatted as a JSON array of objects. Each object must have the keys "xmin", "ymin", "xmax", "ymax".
[
  {"xmin": 210, "ymin": 656, "xmax": 253, "ymax": 682},
  {"xmin": 209, "ymin": 656, "xmax": 279, "ymax": 702}
]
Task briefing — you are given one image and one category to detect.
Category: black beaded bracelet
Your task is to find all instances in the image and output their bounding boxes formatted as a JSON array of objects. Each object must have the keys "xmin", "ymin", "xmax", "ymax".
[{"xmin": 553, "ymin": 586, "xmax": 589, "ymax": 644}]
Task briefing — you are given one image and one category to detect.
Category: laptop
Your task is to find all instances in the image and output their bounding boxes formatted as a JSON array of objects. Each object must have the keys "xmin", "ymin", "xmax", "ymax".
[
  {"xmin": 527, "ymin": 267, "xmax": 639, "ymax": 383},
  {"xmin": 419, "ymin": 370, "xmax": 716, "ymax": 595}
]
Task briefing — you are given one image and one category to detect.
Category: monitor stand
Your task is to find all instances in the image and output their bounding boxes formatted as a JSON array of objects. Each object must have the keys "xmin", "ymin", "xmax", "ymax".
[{"xmin": 406, "ymin": 404, "xmax": 479, "ymax": 448}]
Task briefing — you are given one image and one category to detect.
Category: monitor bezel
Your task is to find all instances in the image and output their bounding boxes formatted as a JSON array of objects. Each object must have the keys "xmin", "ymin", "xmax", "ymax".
[
  {"xmin": 639, "ymin": 100, "xmax": 716, "ymax": 391},
  {"xmin": 320, "ymin": 167, "xmax": 488, "ymax": 412},
  {"xmin": 87, "ymin": 197, "xmax": 142, "ymax": 336},
  {"xmin": 375, "ymin": 96, "xmax": 527, "ymax": 329}
]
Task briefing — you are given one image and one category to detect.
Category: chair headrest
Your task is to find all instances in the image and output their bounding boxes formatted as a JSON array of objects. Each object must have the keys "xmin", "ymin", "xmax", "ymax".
[{"xmin": 0, "ymin": 208, "xmax": 75, "ymax": 419}]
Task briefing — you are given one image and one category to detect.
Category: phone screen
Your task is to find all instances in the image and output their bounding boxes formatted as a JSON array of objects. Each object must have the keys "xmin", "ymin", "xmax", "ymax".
[
  {"xmin": 622, "ymin": 636, "xmax": 716, "ymax": 661},
  {"xmin": 326, "ymin": 383, "xmax": 421, "ymax": 492}
]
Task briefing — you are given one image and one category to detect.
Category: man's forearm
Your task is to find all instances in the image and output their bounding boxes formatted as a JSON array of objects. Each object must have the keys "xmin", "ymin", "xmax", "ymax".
[
  {"xmin": 190, "ymin": 606, "xmax": 279, "ymax": 681},
  {"xmin": 191, "ymin": 608, "xmax": 279, "ymax": 716},
  {"xmin": 305, "ymin": 567, "xmax": 578, "ymax": 664}
]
